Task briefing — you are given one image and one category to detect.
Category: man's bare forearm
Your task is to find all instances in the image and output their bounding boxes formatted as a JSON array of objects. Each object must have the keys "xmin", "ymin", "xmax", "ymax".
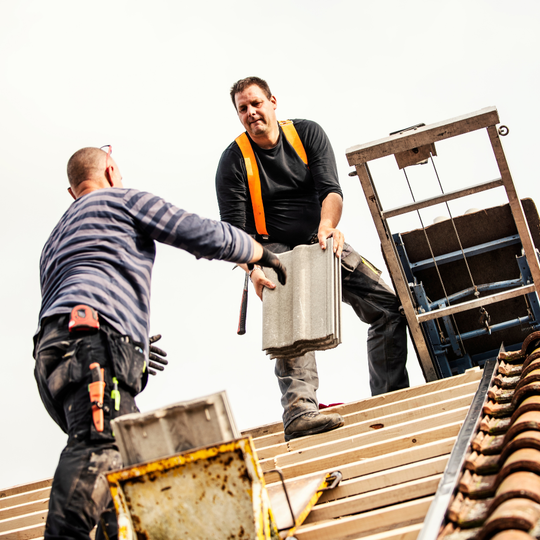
[
  {"xmin": 320, "ymin": 192, "xmax": 343, "ymax": 229},
  {"xmin": 318, "ymin": 193, "xmax": 344, "ymax": 256}
]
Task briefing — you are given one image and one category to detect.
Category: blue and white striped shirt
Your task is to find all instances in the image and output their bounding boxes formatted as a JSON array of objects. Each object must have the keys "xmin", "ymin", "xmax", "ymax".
[{"xmin": 37, "ymin": 188, "xmax": 254, "ymax": 347}]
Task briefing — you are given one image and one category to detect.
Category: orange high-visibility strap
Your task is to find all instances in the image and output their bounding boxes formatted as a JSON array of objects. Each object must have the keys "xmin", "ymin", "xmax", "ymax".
[
  {"xmin": 279, "ymin": 120, "xmax": 308, "ymax": 165},
  {"xmin": 235, "ymin": 132, "xmax": 269, "ymax": 236},
  {"xmin": 235, "ymin": 121, "xmax": 308, "ymax": 237}
]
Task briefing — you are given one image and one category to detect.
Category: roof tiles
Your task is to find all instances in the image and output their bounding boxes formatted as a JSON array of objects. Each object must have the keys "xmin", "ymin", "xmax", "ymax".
[
  {"xmin": 438, "ymin": 331, "xmax": 540, "ymax": 540},
  {"xmin": 262, "ymin": 238, "xmax": 341, "ymax": 359}
]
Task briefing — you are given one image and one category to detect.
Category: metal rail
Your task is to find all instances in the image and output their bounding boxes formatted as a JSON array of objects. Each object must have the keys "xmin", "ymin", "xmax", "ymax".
[
  {"xmin": 416, "ymin": 285, "xmax": 536, "ymax": 323},
  {"xmin": 416, "ymin": 358, "xmax": 498, "ymax": 540},
  {"xmin": 383, "ymin": 179, "xmax": 504, "ymax": 219}
]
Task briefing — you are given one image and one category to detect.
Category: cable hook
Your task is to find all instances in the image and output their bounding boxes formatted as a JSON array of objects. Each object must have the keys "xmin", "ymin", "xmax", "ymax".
[{"xmin": 479, "ymin": 307, "xmax": 492, "ymax": 334}]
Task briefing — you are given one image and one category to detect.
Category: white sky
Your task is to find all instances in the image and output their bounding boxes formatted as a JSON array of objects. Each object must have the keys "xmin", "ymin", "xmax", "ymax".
[{"xmin": 1, "ymin": 0, "xmax": 539, "ymax": 489}]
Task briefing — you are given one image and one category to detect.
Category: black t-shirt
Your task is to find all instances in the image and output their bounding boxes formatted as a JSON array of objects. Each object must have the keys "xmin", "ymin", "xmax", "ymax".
[{"xmin": 215, "ymin": 119, "xmax": 343, "ymax": 247}]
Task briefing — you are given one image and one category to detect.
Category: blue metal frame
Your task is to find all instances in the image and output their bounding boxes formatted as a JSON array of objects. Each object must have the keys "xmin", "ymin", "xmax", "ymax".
[{"xmin": 393, "ymin": 232, "xmax": 540, "ymax": 376}]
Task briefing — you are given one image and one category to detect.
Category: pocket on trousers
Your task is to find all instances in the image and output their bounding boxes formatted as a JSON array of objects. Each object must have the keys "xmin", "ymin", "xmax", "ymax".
[
  {"xmin": 107, "ymin": 334, "xmax": 146, "ymax": 396},
  {"xmin": 46, "ymin": 341, "xmax": 84, "ymax": 400},
  {"xmin": 341, "ymin": 243, "xmax": 382, "ymax": 277}
]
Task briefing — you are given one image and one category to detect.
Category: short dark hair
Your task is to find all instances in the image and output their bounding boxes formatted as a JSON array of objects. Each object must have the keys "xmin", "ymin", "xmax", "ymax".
[
  {"xmin": 230, "ymin": 77, "xmax": 272, "ymax": 108},
  {"xmin": 67, "ymin": 147, "xmax": 106, "ymax": 189}
]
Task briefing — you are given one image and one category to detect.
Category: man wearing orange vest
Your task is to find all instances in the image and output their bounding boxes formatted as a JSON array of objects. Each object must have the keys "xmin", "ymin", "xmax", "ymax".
[{"xmin": 216, "ymin": 76, "xmax": 409, "ymax": 441}]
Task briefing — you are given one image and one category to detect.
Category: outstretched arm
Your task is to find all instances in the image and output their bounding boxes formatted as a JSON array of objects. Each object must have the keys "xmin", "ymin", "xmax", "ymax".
[
  {"xmin": 239, "ymin": 241, "xmax": 288, "ymax": 301},
  {"xmin": 246, "ymin": 242, "xmax": 286, "ymax": 289}
]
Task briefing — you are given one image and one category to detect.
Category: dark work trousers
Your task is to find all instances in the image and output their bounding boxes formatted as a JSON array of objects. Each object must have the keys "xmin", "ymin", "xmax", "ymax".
[
  {"xmin": 34, "ymin": 314, "xmax": 141, "ymax": 540},
  {"xmin": 267, "ymin": 242, "xmax": 409, "ymax": 429}
]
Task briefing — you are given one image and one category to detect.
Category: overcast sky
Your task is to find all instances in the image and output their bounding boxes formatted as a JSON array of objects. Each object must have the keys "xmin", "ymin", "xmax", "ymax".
[{"xmin": 1, "ymin": 1, "xmax": 539, "ymax": 490}]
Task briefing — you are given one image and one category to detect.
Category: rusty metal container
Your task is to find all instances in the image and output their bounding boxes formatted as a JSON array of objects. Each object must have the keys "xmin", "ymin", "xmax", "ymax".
[
  {"xmin": 107, "ymin": 437, "xmax": 278, "ymax": 540},
  {"xmin": 111, "ymin": 390, "xmax": 239, "ymax": 466}
]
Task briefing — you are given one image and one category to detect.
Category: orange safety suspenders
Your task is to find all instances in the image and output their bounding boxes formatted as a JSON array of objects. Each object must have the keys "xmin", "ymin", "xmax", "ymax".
[
  {"xmin": 235, "ymin": 120, "xmax": 308, "ymax": 237},
  {"xmin": 278, "ymin": 120, "xmax": 308, "ymax": 165},
  {"xmin": 235, "ymin": 132, "xmax": 269, "ymax": 236}
]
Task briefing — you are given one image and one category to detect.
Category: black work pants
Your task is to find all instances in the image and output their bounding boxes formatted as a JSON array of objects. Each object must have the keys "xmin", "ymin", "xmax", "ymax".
[{"xmin": 34, "ymin": 315, "xmax": 140, "ymax": 540}]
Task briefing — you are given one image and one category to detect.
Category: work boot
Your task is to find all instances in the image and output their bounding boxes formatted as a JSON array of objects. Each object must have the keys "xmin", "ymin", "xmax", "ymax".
[{"xmin": 284, "ymin": 411, "xmax": 344, "ymax": 442}]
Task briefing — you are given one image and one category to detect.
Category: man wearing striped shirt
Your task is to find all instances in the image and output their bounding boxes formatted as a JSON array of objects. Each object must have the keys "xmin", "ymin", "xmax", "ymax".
[{"xmin": 34, "ymin": 146, "xmax": 286, "ymax": 540}]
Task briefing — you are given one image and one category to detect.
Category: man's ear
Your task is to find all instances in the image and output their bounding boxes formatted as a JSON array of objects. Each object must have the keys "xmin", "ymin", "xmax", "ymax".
[
  {"xmin": 271, "ymin": 95, "xmax": 277, "ymax": 110},
  {"xmin": 68, "ymin": 187, "xmax": 76, "ymax": 200},
  {"xmin": 105, "ymin": 166, "xmax": 114, "ymax": 187}
]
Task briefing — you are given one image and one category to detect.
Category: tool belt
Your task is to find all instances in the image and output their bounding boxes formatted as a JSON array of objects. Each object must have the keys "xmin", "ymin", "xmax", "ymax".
[{"xmin": 43, "ymin": 308, "xmax": 147, "ymax": 403}]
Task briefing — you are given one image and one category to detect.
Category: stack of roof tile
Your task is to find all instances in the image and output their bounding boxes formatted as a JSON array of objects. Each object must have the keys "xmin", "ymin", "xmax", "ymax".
[
  {"xmin": 438, "ymin": 331, "xmax": 540, "ymax": 540},
  {"xmin": 262, "ymin": 239, "xmax": 341, "ymax": 359}
]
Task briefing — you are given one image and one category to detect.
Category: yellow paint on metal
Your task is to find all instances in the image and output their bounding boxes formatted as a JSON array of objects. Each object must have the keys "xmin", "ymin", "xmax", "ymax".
[
  {"xmin": 279, "ymin": 474, "xmax": 333, "ymax": 539},
  {"xmin": 107, "ymin": 437, "xmax": 279, "ymax": 540},
  {"xmin": 281, "ymin": 475, "xmax": 330, "ymax": 539}
]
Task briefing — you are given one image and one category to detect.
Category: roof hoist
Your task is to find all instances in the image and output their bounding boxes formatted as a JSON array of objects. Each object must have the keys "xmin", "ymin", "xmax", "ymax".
[{"xmin": 345, "ymin": 106, "xmax": 540, "ymax": 380}]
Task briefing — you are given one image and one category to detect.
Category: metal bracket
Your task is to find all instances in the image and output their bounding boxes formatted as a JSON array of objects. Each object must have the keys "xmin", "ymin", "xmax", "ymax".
[
  {"xmin": 318, "ymin": 471, "xmax": 343, "ymax": 492},
  {"xmin": 266, "ymin": 468, "xmax": 295, "ymax": 531}
]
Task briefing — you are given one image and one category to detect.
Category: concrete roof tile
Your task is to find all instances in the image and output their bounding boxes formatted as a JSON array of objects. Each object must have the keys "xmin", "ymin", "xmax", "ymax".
[
  {"xmin": 500, "ymin": 431, "xmax": 540, "ymax": 464},
  {"xmin": 479, "ymin": 498, "xmax": 540, "ymax": 540},
  {"xmin": 262, "ymin": 239, "xmax": 341, "ymax": 359},
  {"xmin": 491, "ymin": 472, "xmax": 540, "ymax": 510},
  {"xmin": 512, "ymin": 382, "xmax": 540, "ymax": 409},
  {"xmin": 491, "ymin": 529, "xmax": 537, "ymax": 540},
  {"xmin": 503, "ymin": 410, "xmax": 540, "ymax": 443}
]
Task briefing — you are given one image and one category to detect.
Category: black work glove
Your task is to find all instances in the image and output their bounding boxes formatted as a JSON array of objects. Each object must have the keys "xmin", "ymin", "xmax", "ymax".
[
  {"xmin": 257, "ymin": 247, "xmax": 287, "ymax": 285},
  {"xmin": 148, "ymin": 334, "xmax": 168, "ymax": 376}
]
